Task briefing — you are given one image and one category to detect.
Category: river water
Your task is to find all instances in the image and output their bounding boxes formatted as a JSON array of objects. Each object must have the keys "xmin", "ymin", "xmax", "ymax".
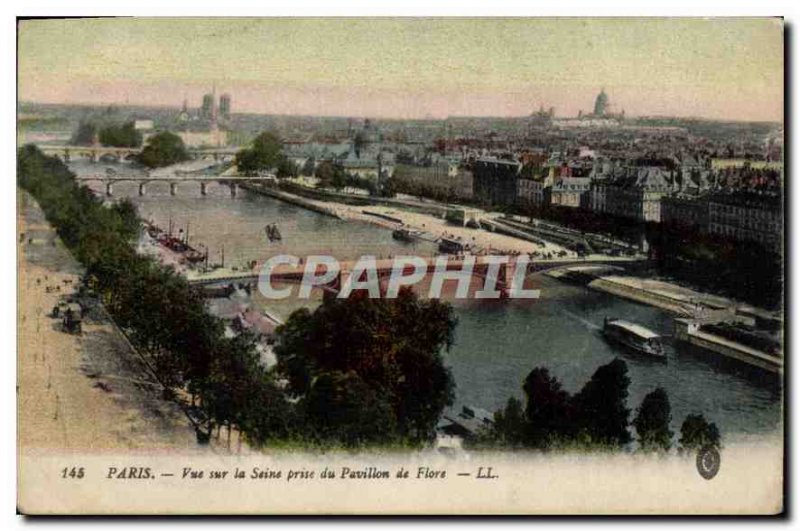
[{"xmin": 72, "ymin": 161, "xmax": 782, "ymax": 441}]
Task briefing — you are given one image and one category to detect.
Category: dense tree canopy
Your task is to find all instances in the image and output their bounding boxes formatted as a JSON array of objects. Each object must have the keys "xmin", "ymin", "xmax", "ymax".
[
  {"xmin": 274, "ymin": 288, "xmax": 457, "ymax": 444},
  {"xmin": 71, "ymin": 120, "xmax": 98, "ymax": 146},
  {"xmin": 572, "ymin": 358, "xmax": 632, "ymax": 446},
  {"xmin": 17, "ymin": 144, "xmax": 290, "ymax": 448},
  {"xmin": 304, "ymin": 371, "xmax": 397, "ymax": 446},
  {"xmin": 314, "ymin": 160, "xmax": 347, "ymax": 190},
  {"xmin": 491, "ymin": 397, "xmax": 526, "ymax": 447},
  {"xmin": 679, "ymin": 414, "xmax": 721, "ymax": 452},
  {"xmin": 523, "ymin": 367, "xmax": 574, "ymax": 446},
  {"xmin": 235, "ymin": 132, "xmax": 288, "ymax": 176},
  {"xmin": 19, "ymin": 144, "xmax": 463, "ymax": 450},
  {"xmin": 137, "ymin": 131, "xmax": 190, "ymax": 168},
  {"xmin": 633, "ymin": 387, "xmax": 673, "ymax": 451},
  {"xmin": 99, "ymin": 121, "xmax": 142, "ymax": 148},
  {"xmin": 480, "ymin": 358, "xmax": 638, "ymax": 451}
]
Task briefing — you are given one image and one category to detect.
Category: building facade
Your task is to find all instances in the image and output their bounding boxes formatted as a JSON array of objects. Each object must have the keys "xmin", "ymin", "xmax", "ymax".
[
  {"xmin": 550, "ymin": 176, "xmax": 590, "ymax": 208},
  {"xmin": 516, "ymin": 173, "xmax": 551, "ymax": 210},
  {"xmin": 599, "ymin": 166, "xmax": 674, "ymax": 222},
  {"xmin": 707, "ymin": 192, "xmax": 782, "ymax": 254},
  {"xmin": 472, "ymin": 158, "xmax": 521, "ymax": 206},
  {"xmin": 661, "ymin": 193, "xmax": 710, "ymax": 229},
  {"xmin": 393, "ymin": 162, "xmax": 473, "ymax": 200}
]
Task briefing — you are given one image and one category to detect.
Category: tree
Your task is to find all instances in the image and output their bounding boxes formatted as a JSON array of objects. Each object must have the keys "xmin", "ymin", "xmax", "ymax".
[
  {"xmin": 522, "ymin": 367, "xmax": 574, "ymax": 447},
  {"xmin": 679, "ymin": 414, "xmax": 721, "ymax": 452},
  {"xmin": 303, "ymin": 371, "xmax": 397, "ymax": 447},
  {"xmin": 252, "ymin": 132, "xmax": 283, "ymax": 163},
  {"xmin": 314, "ymin": 160, "xmax": 335, "ymax": 189},
  {"xmin": 492, "ymin": 397, "xmax": 526, "ymax": 446},
  {"xmin": 137, "ymin": 131, "xmax": 189, "ymax": 168},
  {"xmin": 110, "ymin": 199, "xmax": 141, "ymax": 241},
  {"xmin": 17, "ymin": 144, "xmax": 299, "ymax": 450},
  {"xmin": 300, "ymin": 157, "xmax": 316, "ymax": 177},
  {"xmin": 633, "ymin": 388, "xmax": 673, "ymax": 451},
  {"xmin": 379, "ymin": 175, "xmax": 398, "ymax": 198},
  {"xmin": 277, "ymin": 158, "xmax": 298, "ymax": 179},
  {"xmin": 71, "ymin": 120, "xmax": 98, "ymax": 146},
  {"xmin": 314, "ymin": 161, "xmax": 347, "ymax": 191},
  {"xmin": 99, "ymin": 121, "xmax": 142, "ymax": 148},
  {"xmin": 235, "ymin": 131, "xmax": 285, "ymax": 176},
  {"xmin": 274, "ymin": 288, "xmax": 457, "ymax": 444},
  {"xmin": 572, "ymin": 358, "xmax": 632, "ymax": 447},
  {"xmin": 239, "ymin": 375, "xmax": 297, "ymax": 446}
]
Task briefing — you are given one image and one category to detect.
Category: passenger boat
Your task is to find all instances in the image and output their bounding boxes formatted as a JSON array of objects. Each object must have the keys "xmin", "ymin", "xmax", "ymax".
[{"xmin": 602, "ymin": 317, "xmax": 666, "ymax": 359}]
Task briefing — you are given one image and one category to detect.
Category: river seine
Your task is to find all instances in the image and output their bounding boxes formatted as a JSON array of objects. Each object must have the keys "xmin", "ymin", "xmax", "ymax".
[{"xmin": 72, "ymin": 161, "xmax": 781, "ymax": 441}]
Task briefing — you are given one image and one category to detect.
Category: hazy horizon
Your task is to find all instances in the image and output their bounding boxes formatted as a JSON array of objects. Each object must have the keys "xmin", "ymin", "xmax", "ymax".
[
  {"xmin": 17, "ymin": 99, "xmax": 783, "ymax": 125},
  {"xmin": 18, "ymin": 18, "xmax": 784, "ymax": 123}
]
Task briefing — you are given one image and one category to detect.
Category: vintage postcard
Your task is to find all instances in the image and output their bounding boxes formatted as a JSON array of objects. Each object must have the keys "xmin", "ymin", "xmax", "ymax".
[{"xmin": 16, "ymin": 17, "xmax": 784, "ymax": 515}]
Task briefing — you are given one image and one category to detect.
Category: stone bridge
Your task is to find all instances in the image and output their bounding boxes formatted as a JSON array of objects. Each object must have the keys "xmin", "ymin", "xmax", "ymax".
[
  {"xmin": 36, "ymin": 144, "xmax": 240, "ymax": 163},
  {"xmin": 74, "ymin": 174, "xmax": 272, "ymax": 197}
]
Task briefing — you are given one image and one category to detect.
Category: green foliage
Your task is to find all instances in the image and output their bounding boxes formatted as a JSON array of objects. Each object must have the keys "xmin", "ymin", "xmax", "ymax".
[
  {"xmin": 274, "ymin": 288, "xmax": 457, "ymax": 445},
  {"xmin": 71, "ymin": 120, "xmax": 98, "ymax": 145},
  {"xmin": 137, "ymin": 131, "xmax": 190, "ymax": 168},
  {"xmin": 649, "ymin": 222, "xmax": 782, "ymax": 309},
  {"xmin": 235, "ymin": 131, "xmax": 287, "ymax": 176},
  {"xmin": 490, "ymin": 397, "xmax": 526, "ymax": 447},
  {"xmin": 314, "ymin": 161, "xmax": 347, "ymax": 190},
  {"xmin": 523, "ymin": 367, "xmax": 575, "ymax": 447},
  {"xmin": 111, "ymin": 199, "xmax": 141, "ymax": 239},
  {"xmin": 679, "ymin": 414, "xmax": 721, "ymax": 452},
  {"xmin": 99, "ymin": 121, "xmax": 142, "ymax": 148},
  {"xmin": 572, "ymin": 358, "xmax": 632, "ymax": 446},
  {"xmin": 479, "ymin": 358, "xmax": 641, "ymax": 452},
  {"xmin": 18, "ymin": 144, "xmax": 292, "ymax": 446},
  {"xmin": 633, "ymin": 387, "xmax": 673, "ymax": 451},
  {"xmin": 19, "ymin": 144, "xmax": 460, "ymax": 450},
  {"xmin": 377, "ymin": 175, "xmax": 398, "ymax": 198},
  {"xmin": 300, "ymin": 157, "xmax": 316, "ymax": 177},
  {"xmin": 277, "ymin": 158, "xmax": 298, "ymax": 179},
  {"xmin": 304, "ymin": 371, "xmax": 397, "ymax": 447},
  {"xmin": 386, "ymin": 175, "xmax": 460, "ymax": 203}
]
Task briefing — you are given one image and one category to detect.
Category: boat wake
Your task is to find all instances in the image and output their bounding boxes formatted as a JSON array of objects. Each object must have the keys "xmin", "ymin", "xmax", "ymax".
[{"xmin": 559, "ymin": 309, "xmax": 602, "ymax": 332}]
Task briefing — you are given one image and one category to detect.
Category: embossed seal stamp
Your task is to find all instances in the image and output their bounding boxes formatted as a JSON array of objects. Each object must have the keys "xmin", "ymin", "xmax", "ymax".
[{"xmin": 696, "ymin": 445, "xmax": 721, "ymax": 480}]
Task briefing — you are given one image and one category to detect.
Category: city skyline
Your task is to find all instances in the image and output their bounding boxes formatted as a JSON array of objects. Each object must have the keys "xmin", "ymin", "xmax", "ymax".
[{"xmin": 18, "ymin": 18, "xmax": 783, "ymax": 122}]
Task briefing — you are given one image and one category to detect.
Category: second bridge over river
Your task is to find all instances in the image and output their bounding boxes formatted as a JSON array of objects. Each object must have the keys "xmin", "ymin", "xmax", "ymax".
[{"xmin": 75, "ymin": 174, "xmax": 273, "ymax": 197}]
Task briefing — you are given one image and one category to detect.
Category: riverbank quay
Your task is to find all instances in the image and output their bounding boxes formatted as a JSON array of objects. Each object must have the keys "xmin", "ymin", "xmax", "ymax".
[
  {"xmin": 278, "ymin": 179, "xmax": 451, "ymax": 218},
  {"xmin": 239, "ymin": 182, "xmax": 344, "ymax": 219},
  {"xmin": 546, "ymin": 264, "xmax": 783, "ymax": 374},
  {"xmin": 673, "ymin": 318, "xmax": 783, "ymax": 375},
  {"xmin": 587, "ymin": 275, "xmax": 741, "ymax": 317},
  {"xmin": 17, "ymin": 190, "xmax": 205, "ymax": 452},
  {"xmin": 241, "ymin": 182, "xmax": 573, "ymax": 257}
]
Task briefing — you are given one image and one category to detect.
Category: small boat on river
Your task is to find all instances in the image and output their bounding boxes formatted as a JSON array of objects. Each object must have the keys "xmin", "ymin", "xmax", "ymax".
[
  {"xmin": 603, "ymin": 317, "xmax": 666, "ymax": 359},
  {"xmin": 438, "ymin": 237, "xmax": 467, "ymax": 254},
  {"xmin": 265, "ymin": 223, "xmax": 282, "ymax": 242},
  {"xmin": 392, "ymin": 228, "xmax": 423, "ymax": 243}
]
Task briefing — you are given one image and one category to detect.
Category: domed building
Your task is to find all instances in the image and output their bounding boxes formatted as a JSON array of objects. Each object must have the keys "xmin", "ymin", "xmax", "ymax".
[
  {"xmin": 552, "ymin": 89, "xmax": 625, "ymax": 128},
  {"xmin": 593, "ymin": 89, "xmax": 609, "ymax": 117}
]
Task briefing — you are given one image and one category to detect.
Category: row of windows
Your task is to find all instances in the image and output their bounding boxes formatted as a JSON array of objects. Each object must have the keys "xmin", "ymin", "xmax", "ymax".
[
  {"xmin": 710, "ymin": 203, "xmax": 779, "ymax": 218},
  {"xmin": 709, "ymin": 224, "xmax": 779, "ymax": 244}
]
